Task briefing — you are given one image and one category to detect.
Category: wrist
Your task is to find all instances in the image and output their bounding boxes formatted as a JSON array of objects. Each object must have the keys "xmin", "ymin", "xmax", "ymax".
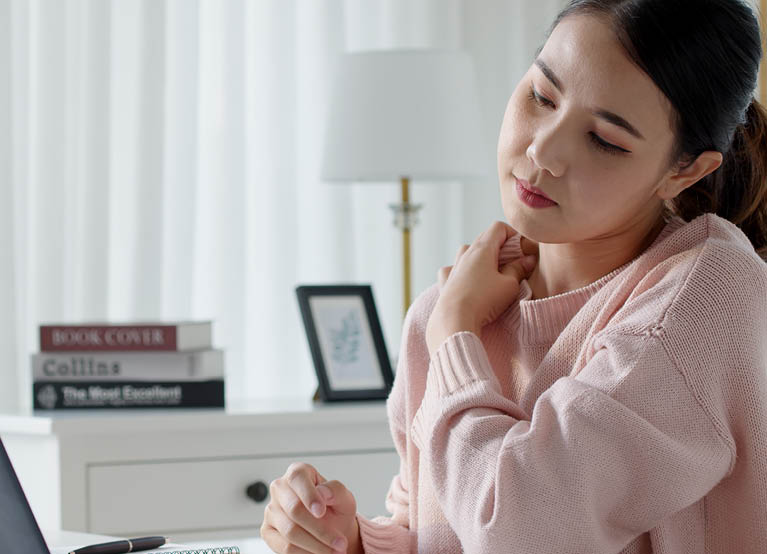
[
  {"xmin": 432, "ymin": 301, "xmax": 478, "ymax": 333},
  {"xmin": 427, "ymin": 308, "xmax": 479, "ymax": 358}
]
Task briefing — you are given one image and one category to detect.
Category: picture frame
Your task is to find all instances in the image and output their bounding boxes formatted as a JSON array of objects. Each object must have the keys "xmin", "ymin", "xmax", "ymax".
[{"xmin": 295, "ymin": 284, "xmax": 394, "ymax": 402}]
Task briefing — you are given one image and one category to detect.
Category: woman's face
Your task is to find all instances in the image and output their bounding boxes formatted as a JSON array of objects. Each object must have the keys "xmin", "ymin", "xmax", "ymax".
[{"xmin": 497, "ymin": 14, "xmax": 678, "ymax": 244}]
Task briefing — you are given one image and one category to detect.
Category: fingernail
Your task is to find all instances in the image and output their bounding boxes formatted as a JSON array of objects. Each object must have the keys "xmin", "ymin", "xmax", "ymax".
[
  {"xmin": 318, "ymin": 484, "xmax": 333, "ymax": 501},
  {"xmin": 332, "ymin": 537, "xmax": 347, "ymax": 550},
  {"xmin": 311, "ymin": 502, "xmax": 324, "ymax": 517}
]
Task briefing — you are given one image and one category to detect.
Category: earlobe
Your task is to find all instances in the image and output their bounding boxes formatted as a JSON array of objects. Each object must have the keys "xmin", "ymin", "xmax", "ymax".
[{"xmin": 658, "ymin": 150, "xmax": 724, "ymax": 200}]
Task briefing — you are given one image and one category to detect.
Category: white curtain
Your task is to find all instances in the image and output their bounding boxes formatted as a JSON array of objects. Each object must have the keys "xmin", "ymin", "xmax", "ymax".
[{"xmin": 0, "ymin": 0, "xmax": 566, "ymax": 412}]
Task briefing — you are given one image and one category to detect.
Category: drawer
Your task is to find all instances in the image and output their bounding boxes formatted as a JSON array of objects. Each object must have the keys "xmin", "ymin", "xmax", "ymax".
[{"xmin": 87, "ymin": 450, "xmax": 399, "ymax": 536}]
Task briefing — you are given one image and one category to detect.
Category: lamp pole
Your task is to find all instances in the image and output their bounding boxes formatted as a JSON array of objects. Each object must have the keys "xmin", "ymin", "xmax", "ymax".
[{"xmin": 389, "ymin": 177, "xmax": 422, "ymax": 320}]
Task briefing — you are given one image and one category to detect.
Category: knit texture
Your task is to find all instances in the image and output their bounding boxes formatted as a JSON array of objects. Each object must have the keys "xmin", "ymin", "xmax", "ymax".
[{"xmin": 355, "ymin": 213, "xmax": 767, "ymax": 554}]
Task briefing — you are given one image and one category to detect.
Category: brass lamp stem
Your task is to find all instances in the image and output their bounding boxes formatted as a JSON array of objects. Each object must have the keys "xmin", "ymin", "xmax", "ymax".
[
  {"xmin": 388, "ymin": 177, "xmax": 422, "ymax": 321},
  {"xmin": 402, "ymin": 177, "xmax": 411, "ymax": 319}
]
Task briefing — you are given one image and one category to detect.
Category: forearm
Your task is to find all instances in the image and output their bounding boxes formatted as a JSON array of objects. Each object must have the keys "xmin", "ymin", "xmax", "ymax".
[{"xmin": 413, "ymin": 332, "xmax": 733, "ymax": 552}]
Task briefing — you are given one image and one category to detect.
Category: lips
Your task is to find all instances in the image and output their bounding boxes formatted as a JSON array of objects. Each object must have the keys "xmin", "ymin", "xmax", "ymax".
[{"xmin": 516, "ymin": 177, "xmax": 556, "ymax": 203}]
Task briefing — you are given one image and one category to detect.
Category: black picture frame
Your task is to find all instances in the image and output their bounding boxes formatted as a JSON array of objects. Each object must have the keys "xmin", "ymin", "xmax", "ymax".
[{"xmin": 295, "ymin": 284, "xmax": 394, "ymax": 402}]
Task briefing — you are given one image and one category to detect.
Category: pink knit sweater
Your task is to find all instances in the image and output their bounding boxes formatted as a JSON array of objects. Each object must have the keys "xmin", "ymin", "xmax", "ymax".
[{"xmin": 355, "ymin": 213, "xmax": 767, "ymax": 554}]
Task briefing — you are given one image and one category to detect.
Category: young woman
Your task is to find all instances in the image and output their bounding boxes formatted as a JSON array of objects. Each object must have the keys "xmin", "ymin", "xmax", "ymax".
[{"xmin": 261, "ymin": 0, "xmax": 767, "ymax": 552}]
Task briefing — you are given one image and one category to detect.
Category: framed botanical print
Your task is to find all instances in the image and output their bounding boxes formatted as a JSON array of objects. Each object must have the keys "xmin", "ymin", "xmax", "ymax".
[{"xmin": 295, "ymin": 284, "xmax": 394, "ymax": 402}]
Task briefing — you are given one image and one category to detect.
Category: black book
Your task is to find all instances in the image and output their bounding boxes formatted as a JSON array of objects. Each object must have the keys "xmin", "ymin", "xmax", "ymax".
[{"xmin": 33, "ymin": 380, "xmax": 225, "ymax": 410}]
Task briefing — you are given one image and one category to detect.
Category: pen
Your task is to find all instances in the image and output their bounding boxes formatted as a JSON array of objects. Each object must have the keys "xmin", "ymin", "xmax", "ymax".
[{"xmin": 68, "ymin": 536, "xmax": 168, "ymax": 554}]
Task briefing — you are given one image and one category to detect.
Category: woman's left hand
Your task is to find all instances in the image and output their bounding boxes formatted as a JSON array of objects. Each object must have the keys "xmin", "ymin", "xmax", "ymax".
[{"xmin": 425, "ymin": 221, "xmax": 537, "ymax": 358}]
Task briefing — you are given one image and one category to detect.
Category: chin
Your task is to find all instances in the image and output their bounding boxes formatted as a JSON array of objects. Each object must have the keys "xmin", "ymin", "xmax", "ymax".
[
  {"xmin": 502, "ymin": 204, "xmax": 566, "ymax": 245},
  {"xmin": 503, "ymin": 202, "xmax": 539, "ymax": 232}
]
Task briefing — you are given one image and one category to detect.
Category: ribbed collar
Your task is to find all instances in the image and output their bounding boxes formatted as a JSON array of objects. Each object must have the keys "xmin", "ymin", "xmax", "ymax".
[{"xmin": 502, "ymin": 215, "xmax": 687, "ymax": 345}]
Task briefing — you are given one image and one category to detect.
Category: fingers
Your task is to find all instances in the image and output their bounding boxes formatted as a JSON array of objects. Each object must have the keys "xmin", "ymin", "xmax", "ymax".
[
  {"xmin": 454, "ymin": 244, "xmax": 469, "ymax": 267},
  {"xmin": 500, "ymin": 255, "xmax": 538, "ymax": 282},
  {"xmin": 261, "ymin": 505, "xmax": 337, "ymax": 554},
  {"xmin": 438, "ymin": 266, "xmax": 451, "ymax": 288},
  {"xmin": 477, "ymin": 220, "xmax": 517, "ymax": 248},
  {"xmin": 317, "ymin": 479, "xmax": 357, "ymax": 516},
  {"xmin": 438, "ymin": 244, "xmax": 469, "ymax": 288},
  {"xmin": 477, "ymin": 222, "xmax": 538, "ymax": 267},
  {"xmin": 267, "ymin": 478, "xmax": 347, "ymax": 553},
  {"xmin": 520, "ymin": 236, "xmax": 540, "ymax": 256},
  {"xmin": 440, "ymin": 226, "xmax": 534, "ymax": 289},
  {"xmin": 262, "ymin": 463, "xmax": 349, "ymax": 553},
  {"xmin": 285, "ymin": 462, "xmax": 327, "ymax": 518},
  {"xmin": 260, "ymin": 522, "xmax": 315, "ymax": 554}
]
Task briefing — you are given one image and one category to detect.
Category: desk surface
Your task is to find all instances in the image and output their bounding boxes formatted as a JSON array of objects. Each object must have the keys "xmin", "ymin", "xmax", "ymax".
[
  {"xmin": 44, "ymin": 529, "xmax": 273, "ymax": 554},
  {"xmin": 0, "ymin": 396, "xmax": 387, "ymax": 436},
  {"xmin": 182, "ymin": 537, "xmax": 272, "ymax": 554}
]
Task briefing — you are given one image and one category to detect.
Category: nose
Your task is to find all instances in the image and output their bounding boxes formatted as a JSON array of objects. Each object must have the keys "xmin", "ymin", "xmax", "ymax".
[{"xmin": 526, "ymin": 119, "xmax": 569, "ymax": 178}]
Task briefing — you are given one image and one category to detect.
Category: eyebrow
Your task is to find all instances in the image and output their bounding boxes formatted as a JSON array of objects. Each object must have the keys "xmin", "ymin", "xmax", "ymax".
[{"xmin": 533, "ymin": 57, "xmax": 646, "ymax": 141}]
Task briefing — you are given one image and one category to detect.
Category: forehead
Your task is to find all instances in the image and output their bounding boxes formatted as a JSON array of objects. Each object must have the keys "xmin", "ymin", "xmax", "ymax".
[{"xmin": 538, "ymin": 14, "xmax": 673, "ymax": 137}]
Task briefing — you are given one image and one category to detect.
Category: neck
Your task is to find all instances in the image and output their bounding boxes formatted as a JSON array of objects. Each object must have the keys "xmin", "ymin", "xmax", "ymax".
[{"xmin": 526, "ymin": 212, "xmax": 667, "ymax": 300}]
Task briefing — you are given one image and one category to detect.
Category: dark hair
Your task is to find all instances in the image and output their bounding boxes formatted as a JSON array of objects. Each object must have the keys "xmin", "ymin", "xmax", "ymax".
[{"xmin": 546, "ymin": 0, "xmax": 767, "ymax": 258}]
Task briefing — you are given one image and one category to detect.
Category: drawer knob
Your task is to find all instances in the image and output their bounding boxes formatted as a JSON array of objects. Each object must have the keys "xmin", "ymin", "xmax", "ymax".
[{"xmin": 245, "ymin": 481, "xmax": 269, "ymax": 503}]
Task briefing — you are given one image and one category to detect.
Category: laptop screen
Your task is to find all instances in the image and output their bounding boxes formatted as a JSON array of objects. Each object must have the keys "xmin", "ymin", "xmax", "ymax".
[{"xmin": 0, "ymin": 437, "xmax": 50, "ymax": 553}]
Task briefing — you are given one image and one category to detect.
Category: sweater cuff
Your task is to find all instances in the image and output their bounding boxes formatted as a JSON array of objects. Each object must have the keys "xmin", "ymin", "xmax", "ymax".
[
  {"xmin": 356, "ymin": 512, "xmax": 413, "ymax": 554},
  {"xmin": 410, "ymin": 331, "xmax": 502, "ymax": 451},
  {"xmin": 428, "ymin": 331, "xmax": 498, "ymax": 396}
]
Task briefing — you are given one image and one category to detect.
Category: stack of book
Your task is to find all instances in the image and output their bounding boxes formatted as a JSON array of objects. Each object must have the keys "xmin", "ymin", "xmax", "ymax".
[{"xmin": 32, "ymin": 321, "xmax": 225, "ymax": 410}]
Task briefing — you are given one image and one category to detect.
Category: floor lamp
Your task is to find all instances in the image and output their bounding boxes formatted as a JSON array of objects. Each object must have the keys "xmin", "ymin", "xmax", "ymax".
[{"xmin": 321, "ymin": 49, "xmax": 487, "ymax": 321}]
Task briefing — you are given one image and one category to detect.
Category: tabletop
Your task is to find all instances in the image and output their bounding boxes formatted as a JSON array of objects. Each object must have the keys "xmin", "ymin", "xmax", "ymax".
[{"xmin": 44, "ymin": 529, "xmax": 273, "ymax": 554}]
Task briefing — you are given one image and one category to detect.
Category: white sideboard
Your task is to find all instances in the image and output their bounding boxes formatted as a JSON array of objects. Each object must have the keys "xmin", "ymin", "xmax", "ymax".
[{"xmin": 0, "ymin": 397, "xmax": 398, "ymax": 543}]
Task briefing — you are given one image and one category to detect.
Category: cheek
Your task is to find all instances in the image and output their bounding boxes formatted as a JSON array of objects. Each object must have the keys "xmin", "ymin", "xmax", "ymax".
[{"xmin": 568, "ymin": 164, "xmax": 657, "ymax": 226}]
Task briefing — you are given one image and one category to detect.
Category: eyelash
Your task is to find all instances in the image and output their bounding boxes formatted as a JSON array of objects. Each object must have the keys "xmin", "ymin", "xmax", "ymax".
[{"xmin": 527, "ymin": 87, "xmax": 630, "ymax": 156}]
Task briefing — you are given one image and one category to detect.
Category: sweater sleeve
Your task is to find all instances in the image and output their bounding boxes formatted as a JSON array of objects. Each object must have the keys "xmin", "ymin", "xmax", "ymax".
[
  {"xmin": 355, "ymin": 411, "xmax": 415, "ymax": 553},
  {"xmin": 410, "ymin": 330, "xmax": 733, "ymax": 554},
  {"xmin": 355, "ymin": 284, "xmax": 439, "ymax": 554}
]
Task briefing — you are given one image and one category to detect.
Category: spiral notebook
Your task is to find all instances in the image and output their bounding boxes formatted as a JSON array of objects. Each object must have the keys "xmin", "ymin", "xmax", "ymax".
[{"xmin": 146, "ymin": 546, "xmax": 240, "ymax": 554}]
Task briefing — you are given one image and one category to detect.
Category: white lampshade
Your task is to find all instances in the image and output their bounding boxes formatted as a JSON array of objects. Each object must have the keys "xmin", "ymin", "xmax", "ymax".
[{"xmin": 321, "ymin": 49, "xmax": 488, "ymax": 182}]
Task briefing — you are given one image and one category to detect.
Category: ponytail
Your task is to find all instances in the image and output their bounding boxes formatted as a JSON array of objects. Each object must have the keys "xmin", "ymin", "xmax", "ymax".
[{"xmin": 671, "ymin": 99, "xmax": 767, "ymax": 260}]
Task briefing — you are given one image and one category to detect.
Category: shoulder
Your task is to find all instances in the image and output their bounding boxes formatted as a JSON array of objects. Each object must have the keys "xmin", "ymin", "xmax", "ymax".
[
  {"xmin": 651, "ymin": 215, "xmax": 766, "ymax": 457},
  {"xmin": 661, "ymin": 214, "xmax": 767, "ymax": 333},
  {"xmin": 656, "ymin": 214, "xmax": 767, "ymax": 365},
  {"xmin": 605, "ymin": 213, "xmax": 766, "ymax": 338},
  {"xmin": 587, "ymin": 215, "xmax": 765, "ymax": 454},
  {"xmin": 597, "ymin": 213, "xmax": 767, "ymax": 384}
]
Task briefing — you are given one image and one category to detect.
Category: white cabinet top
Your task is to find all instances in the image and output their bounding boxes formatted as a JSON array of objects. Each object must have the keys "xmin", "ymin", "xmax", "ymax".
[{"xmin": 0, "ymin": 396, "xmax": 389, "ymax": 436}]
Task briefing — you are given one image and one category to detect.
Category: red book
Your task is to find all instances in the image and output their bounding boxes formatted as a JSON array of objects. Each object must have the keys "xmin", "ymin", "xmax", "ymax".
[{"xmin": 39, "ymin": 322, "xmax": 212, "ymax": 352}]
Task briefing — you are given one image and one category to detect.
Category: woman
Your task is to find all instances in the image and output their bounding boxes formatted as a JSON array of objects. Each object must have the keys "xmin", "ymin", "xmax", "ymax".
[{"xmin": 261, "ymin": 0, "xmax": 767, "ymax": 552}]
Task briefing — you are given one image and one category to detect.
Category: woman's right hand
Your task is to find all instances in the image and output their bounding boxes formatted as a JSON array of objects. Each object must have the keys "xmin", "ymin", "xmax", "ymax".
[
  {"xmin": 438, "ymin": 234, "xmax": 539, "ymax": 288},
  {"xmin": 261, "ymin": 462, "xmax": 363, "ymax": 554}
]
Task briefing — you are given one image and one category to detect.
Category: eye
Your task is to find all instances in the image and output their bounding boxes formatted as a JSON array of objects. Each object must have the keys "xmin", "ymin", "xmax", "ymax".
[
  {"xmin": 527, "ymin": 85, "xmax": 631, "ymax": 156},
  {"xmin": 528, "ymin": 86, "xmax": 554, "ymax": 108},
  {"xmin": 588, "ymin": 132, "xmax": 630, "ymax": 155}
]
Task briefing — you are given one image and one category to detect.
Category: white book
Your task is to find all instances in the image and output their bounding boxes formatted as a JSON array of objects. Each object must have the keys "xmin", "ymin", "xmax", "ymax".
[{"xmin": 31, "ymin": 349, "xmax": 224, "ymax": 382}]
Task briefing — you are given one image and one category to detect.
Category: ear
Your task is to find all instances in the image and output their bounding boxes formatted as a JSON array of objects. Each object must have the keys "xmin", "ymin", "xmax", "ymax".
[{"xmin": 657, "ymin": 150, "xmax": 723, "ymax": 200}]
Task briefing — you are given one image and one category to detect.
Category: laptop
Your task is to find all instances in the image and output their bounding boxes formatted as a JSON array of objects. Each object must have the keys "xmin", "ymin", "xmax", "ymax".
[
  {"xmin": 0, "ymin": 437, "xmax": 243, "ymax": 554},
  {"xmin": 0, "ymin": 435, "xmax": 58, "ymax": 553},
  {"xmin": 0, "ymin": 436, "xmax": 115, "ymax": 553}
]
